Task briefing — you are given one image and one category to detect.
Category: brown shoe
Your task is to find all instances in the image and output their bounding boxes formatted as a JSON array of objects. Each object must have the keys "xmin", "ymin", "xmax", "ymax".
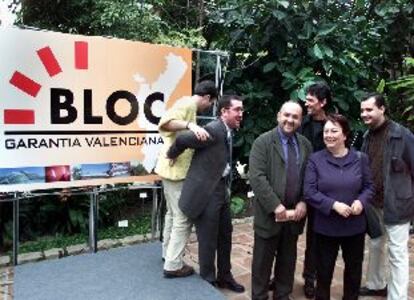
[{"xmin": 163, "ymin": 264, "xmax": 194, "ymax": 278}]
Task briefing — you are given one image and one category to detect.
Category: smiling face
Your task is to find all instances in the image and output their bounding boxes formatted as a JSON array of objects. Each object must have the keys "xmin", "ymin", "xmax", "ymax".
[
  {"xmin": 277, "ymin": 102, "xmax": 303, "ymax": 136},
  {"xmin": 323, "ymin": 120, "xmax": 347, "ymax": 151},
  {"xmin": 305, "ymin": 93, "xmax": 326, "ymax": 117},
  {"xmin": 221, "ymin": 99, "xmax": 244, "ymax": 129},
  {"xmin": 360, "ymin": 96, "xmax": 386, "ymax": 129}
]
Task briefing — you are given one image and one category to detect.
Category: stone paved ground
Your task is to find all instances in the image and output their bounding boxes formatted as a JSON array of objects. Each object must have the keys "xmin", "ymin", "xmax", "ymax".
[
  {"xmin": 184, "ymin": 221, "xmax": 414, "ymax": 300},
  {"xmin": 0, "ymin": 267, "xmax": 13, "ymax": 300},
  {"xmin": 2, "ymin": 220, "xmax": 413, "ymax": 300}
]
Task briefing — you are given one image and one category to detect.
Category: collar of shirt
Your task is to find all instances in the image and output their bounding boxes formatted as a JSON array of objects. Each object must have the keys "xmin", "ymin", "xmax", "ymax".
[
  {"xmin": 221, "ymin": 120, "xmax": 232, "ymax": 177},
  {"xmin": 277, "ymin": 127, "xmax": 299, "ymax": 161},
  {"xmin": 223, "ymin": 121, "xmax": 232, "ymax": 138}
]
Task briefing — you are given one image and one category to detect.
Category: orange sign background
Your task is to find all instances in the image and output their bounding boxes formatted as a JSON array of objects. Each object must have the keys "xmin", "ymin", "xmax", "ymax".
[{"xmin": 0, "ymin": 27, "xmax": 192, "ymax": 192}]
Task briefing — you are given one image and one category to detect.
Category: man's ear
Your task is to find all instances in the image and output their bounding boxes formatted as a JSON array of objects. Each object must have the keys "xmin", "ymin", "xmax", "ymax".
[{"xmin": 320, "ymin": 98, "xmax": 327, "ymax": 108}]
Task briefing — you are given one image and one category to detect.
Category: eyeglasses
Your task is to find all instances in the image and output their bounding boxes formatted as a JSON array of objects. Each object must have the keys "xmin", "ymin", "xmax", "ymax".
[{"xmin": 226, "ymin": 107, "xmax": 244, "ymax": 113}]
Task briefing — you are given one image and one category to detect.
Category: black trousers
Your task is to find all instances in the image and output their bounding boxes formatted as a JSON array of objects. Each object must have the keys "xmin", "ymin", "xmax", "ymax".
[
  {"xmin": 252, "ymin": 226, "xmax": 299, "ymax": 300},
  {"xmin": 193, "ymin": 180, "xmax": 233, "ymax": 283},
  {"xmin": 315, "ymin": 232, "xmax": 365, "ymax": 300},
  {"xmin": 303, "ymin": 206, "xmax": 317, "ymax": 283}
]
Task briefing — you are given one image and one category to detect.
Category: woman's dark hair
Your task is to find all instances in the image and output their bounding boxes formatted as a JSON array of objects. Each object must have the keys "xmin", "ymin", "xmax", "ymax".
[{"xmin": 325, "ymin": 113, "xmax": 351, "ymax": 147}]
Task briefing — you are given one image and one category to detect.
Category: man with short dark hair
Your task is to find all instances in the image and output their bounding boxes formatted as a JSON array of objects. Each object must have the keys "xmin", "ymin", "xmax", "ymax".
[
  {"xmin": 250, "ymin": 101, "xmax": 312, "ymax": 300},
  {"xmin": 167, "ymin": 95, "xmax": 245, "ymax": 293},
  {"xmin": 155, "ymin": 80, "xmax": 218, "ymax": 278},
  {"xmin": 298, "ymin": 82, "xmax": 331, "ymax": 298},
  {"xmin": 359, "ymin": 93, "xmax": 414, "ymax": 300}
]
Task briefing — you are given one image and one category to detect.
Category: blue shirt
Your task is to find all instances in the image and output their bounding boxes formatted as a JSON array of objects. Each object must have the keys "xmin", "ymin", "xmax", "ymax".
[{"xmin": 277, "ymin": 127, "xmax": 299, "ymax": 167}]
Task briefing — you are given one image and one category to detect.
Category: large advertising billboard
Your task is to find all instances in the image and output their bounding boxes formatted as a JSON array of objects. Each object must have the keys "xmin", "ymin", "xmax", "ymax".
[{"xmin": 0, "ymin": 27, "xmax": 192, "ymax": 192}]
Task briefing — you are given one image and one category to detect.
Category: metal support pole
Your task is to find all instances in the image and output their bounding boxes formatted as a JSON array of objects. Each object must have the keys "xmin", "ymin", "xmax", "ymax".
[
  {"xmin": 88, "ymin": 191, "xmax": 98, "ymax": 253},
  {"xmin": 12, "ymin": 193, "xmax": 19, "ymax": 266},
  {"xmin": 151, "ymin": 188, "xmax": 159, "ymax": 240},
  {"xmin": 158, "ymin": 186, "xmax": 165, "ymax": 242}
]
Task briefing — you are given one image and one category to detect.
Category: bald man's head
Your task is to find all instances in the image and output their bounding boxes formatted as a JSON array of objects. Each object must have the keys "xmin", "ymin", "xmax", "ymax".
[{"xmin": 277, "ymin": 101, "xmax": 303, "ymax": 136}]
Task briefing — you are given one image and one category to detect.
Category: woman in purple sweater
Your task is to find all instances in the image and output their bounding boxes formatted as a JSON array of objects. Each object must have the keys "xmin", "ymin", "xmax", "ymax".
[{"xmin": 304, "ymin": 114, "xmax": 374, "ymax": 300}]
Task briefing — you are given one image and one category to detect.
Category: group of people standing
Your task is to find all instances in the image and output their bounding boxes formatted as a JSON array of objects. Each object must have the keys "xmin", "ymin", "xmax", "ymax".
[{"xmin": 155, "ymin": 80, "xmax": 414, "ymax": 300}]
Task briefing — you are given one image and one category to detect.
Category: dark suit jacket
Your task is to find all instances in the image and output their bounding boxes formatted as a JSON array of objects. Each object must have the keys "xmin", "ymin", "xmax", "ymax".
[
  {"xmin": 249, "ymin": 128, "xmax": 313, "ymax": 238},
  {"xmin": 167, "ymin": 119, "xmax": 229, "ymax": 219}
]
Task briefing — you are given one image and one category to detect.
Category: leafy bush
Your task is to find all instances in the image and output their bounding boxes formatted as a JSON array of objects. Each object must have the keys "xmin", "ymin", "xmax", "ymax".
[
  {"xmin": 386, "ymin": 57, "xmax": 414, "ymax": 131},
  {"xmin": 230, "ymin": 196, "xmax": 247, "ymax": 217}
]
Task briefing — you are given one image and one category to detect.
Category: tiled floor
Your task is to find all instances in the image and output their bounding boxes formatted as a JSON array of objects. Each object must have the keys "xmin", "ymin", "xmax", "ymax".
[{"xmin": 184, "ymin": 221, "xmax": 414, "ymax": 300}]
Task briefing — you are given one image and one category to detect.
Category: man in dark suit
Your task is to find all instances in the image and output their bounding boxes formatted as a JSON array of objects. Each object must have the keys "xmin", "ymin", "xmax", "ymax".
[
  {"xmin": 297, "ymin": 82, "xmax": 330, "ymax": 298},
  {"xmin": 167, "ymin": 95, "xmax": 245, "ymax": 293},
  {"xmin": 249, "ymin": 101, "xmax": 313, "ymax": 300}
]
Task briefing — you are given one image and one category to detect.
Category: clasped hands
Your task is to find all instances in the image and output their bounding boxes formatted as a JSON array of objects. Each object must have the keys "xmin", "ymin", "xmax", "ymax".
[
  {"xmin": 274, "ymin": 201, "xmax": 307, "ymax": 222},
  {"xmin": 332, "ymin": 200, "xmax": 363, "ymax": 218}
]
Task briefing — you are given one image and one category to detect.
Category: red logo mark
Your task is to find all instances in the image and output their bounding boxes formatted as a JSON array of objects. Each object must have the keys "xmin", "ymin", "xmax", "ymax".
[
  {"xmin": 9, "ymin": 71, "xmax": 41, "ymax": 98},
  {"xmin": 4, "ymin": 109, "xmax": 35, "ymax": 124},
  {"xmin": 37, "ymin": 46, "xmax": 62, "ymax": 77},
  {"xmin": 75, "ymin": 41, "xmax": 88, "ymax": 70},
  {"xmin": 4, "ymin": 41, "xmax": 89, "ymax": 125}
]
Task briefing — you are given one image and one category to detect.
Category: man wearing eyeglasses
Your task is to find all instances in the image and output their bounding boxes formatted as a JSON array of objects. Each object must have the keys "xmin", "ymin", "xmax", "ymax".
[{"xmin": 167, "ymin": 95, "xmax": 245, "ymax": 293}]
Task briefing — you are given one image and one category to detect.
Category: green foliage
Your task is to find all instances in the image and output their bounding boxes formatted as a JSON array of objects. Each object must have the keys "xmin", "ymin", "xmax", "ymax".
[
  {"xmin": 230, "ymin": 196, "xmax": 246, "ymax": 217},
  {"xmin": 154, "ymin": 28, "xmax": 206, "ymax": 48},
  {"xmin": 17, "ymin": 215, "xmax": 151, "ymax": 254},
  {"xmin": 206, "ymin": 0, "xmax": 414, "ymax": 160},
  {"xmin": 90, "ymin": 0, "xmax": 165, "ymax": 42},
  {"xmin": 19, "ymin": 233, "xmax": 87, "ymax": 254},
  {"xmin": 98, "ymin": 215, "xmax": 151, "ymax": 240},
  {"xmin": 386, "ymin": 57, "xmax": 414, "ymax": 130},
  {"xmin": 18, "ymin": 196, "xmax": 90, "ymax": 242},
  {"xmin": 232, "ymin": 80, "xmax": 275, "ymax": 159},
  {"xmin": 15, "ymin": 0, "xmax": 205, "ymax": 47},
  {"xmin": 7, "ymin": 188, "xmax": 152, "ymax": 249}
]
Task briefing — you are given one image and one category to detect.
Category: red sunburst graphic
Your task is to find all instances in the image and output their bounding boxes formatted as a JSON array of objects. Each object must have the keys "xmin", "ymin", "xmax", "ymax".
[{"xmin": 4, "ymin": 41, "xmax": 89, "ymax": 125}]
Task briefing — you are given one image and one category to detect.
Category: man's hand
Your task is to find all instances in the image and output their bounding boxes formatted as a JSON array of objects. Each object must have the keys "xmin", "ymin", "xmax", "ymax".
[
  {"xmin": 274, "ymin": 204, "xmax": 287, "ymax": 221},
  {"xmin": 333, "ymin": 201, "xmax": 352, "ymax": 218},
  {"xmin": 351, "ymin": 200, "xmax": 363, "ymax": 215},
  {"xmin": 168, "ymin": 158, "xmax": 177, "ymax": 166},
  {"xmin": 293, "ymin": 201, "xmax": 307, "ymax": 221},
  {"xmin": 188, "ymin": 123, "xmax": 210, "ymax": 141}
]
